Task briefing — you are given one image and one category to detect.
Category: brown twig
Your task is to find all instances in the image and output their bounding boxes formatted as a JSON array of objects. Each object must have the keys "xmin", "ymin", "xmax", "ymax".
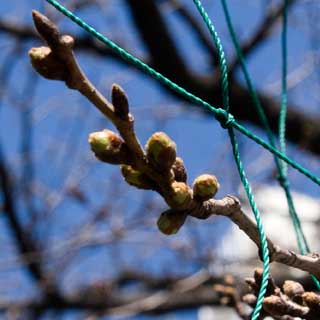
[{"xmin": 29, "ymin": 10, "xmax": 320, "ymax": 282}]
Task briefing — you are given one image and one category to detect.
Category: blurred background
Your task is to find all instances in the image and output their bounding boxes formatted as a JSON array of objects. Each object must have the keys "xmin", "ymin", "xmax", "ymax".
[{"xmin": 0, "ymin": 0, "xmax": 320, "ymax": 319}]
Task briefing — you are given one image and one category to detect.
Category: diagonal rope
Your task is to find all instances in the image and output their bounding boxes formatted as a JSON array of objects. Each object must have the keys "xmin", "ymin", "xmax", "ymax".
[{"xmin": 190, "ymin": 0, "xmax": 229, "ymax": 112}]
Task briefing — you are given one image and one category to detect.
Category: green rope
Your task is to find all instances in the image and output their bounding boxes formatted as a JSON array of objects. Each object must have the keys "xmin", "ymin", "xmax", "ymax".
[
  {"xmin": 192, "ymin": 1, "xmax": 269, "ymax": 318},
  {"xmin": 278, "ymin": 0, "xmax": 308, "ymax": 255},
  {"xmin": 44, "ymin": 0, "xmax": 320, "ymax": 188},
  {"xmin": 220, "ymin": 0, "xmax": 320, "ymax": 290},
  {"xmin": 191, "ymin": 0, "xmax": 229, "ymax": 112},
  {"xmin": 279, "ymin": 0, "xmax": 320, "ymax": 289},
  {"xmin": 279, "ymin": 0, "xmax": 288, "ymax": 177},
  {"xmin": 228, "ymin": 128, "xmax": 270, "ymax": 320}
]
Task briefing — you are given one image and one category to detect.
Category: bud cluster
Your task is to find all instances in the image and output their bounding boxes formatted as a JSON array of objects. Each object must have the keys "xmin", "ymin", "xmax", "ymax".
[{"xmin": 89, "ymin": 128, "xmax": 220, "ymax": 236}]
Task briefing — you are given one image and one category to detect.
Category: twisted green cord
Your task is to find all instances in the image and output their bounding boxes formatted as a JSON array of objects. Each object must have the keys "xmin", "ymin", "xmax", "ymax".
[
  {"xmin": 279, "ymin": 0, "xmax": 288, "ymax": 177},
  {"xmin": 279, "ymin": 0, "xmax": 320, "ymax": 289},
  {"xmin": 228, "ymin": 128, "xmax": 269, "ymax": 320},
  {"xmin": 44, "ymin": 0, "xmax": 320, "ymax": 188},
  {"xmin": 192, "ymin": 0, "xmax": 229, "ymax": 112},
  {"xmin": 192, "ymin": 1, "xmax": 269, "ymax": 318}
]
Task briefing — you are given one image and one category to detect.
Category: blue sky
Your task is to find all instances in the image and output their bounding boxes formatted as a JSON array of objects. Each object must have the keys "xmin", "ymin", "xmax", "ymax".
[{"xmin": 0, "ymin": 1, "xmax": 320, "ymax": 319}]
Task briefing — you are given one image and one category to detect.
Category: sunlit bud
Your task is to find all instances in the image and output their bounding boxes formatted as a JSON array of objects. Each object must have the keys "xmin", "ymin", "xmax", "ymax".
[
  {"xmin": 29, "ymin": 46, "xmax": 66, "ymax": 81},
  {"xmin": 157, "ymin": 210, "xmax": 187, "ymax": 235},
  {"xmin": 89, "ymin": 130, "xmax": 127, "ymax": 164},
  {"xmin": 168, "ymin": 181, "xmax": 192, "ymax": 208},
  {"xmin": 172, "ymin": 157, "xmax": 187, "ymax": 182},
  {"xmin": 145, "ymin": 132, "xmax": 176, "ymax": 171},
  {"xmin": 121, "ymin": 165, "xmax": 154, "ymax": 190},
  {"xmin": 193, "ymin": 174, "xmax": 219, "ymax": 202}
]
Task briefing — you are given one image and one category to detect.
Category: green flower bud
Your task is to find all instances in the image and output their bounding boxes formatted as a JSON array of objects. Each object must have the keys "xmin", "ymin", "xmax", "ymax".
[
  {"xmin": 157, "ymin": 210, "xmax": 187, "ymax": 235},
  {"xmin": 29, "ymin": 46, "xmax": 67, "ymax": 81},
  {"xmin": 145, "ymin": 132, "xmax": 176, "ymax": 171},
  {"xmin": 89, "ymin": 130, "xmax": 127, "ymax": 164},
  {"xmin": 193, "ymin": 174, "xmax": 219, "ymax": 202},
  {"xmin": 168, "ymin": 181, "xmax": 192, "ymax": 208},
  {"xmin": 172, "ymin": 157, "xmax": 187, "ymax": 182},
  {"xmin": 121, "ymin": 165, "xmax": 154, "ymax": 190}
]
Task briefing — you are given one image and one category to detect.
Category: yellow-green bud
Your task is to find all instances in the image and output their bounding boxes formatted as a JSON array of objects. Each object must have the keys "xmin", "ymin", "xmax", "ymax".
[
  {"xmin": 121, "ymin": 165, "xmax": 154, "ymax": 190},
  {"xmin": 29, "ymin": 46, "xmax": 67, "ymax": 81},
  {"xmin": 172, "ymin": 157, "xmax": 187, "ymax": 182},
  {"xmin": 89, "ymin": 130, "xmax": 127, "ymax": 164},
  {"xmin": 193, "ymin": 174, "xmax": 219, "ymax": 202},
  {"xmin": 145, "ymin": 132, "xmax": 176, "ymax": 171},
  {"xmin": 167, "ymin": 181, "xmax": 192, "ymax": 208},
  {"xmin": 157, "ymin": 210, "xmax": 187, "ymax": 235}
]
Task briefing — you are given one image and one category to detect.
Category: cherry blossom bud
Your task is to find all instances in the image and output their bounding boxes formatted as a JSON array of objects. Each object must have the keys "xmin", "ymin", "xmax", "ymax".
[
  {"xmin": 29, "ymin": 46, "xmax": 66, "ymax": 81},
  {"xmin": 193, "ymin": 174, "xmax": 219, "ymax": 202},
  {"xmin": 89, "ymin": 130, "xmax": 127, "ymax": 164},
  {"xmin": 121, "ymin": 165, "xmax": 154, "ymax": 190},
  {"xmin": 172, "ymin": 157, "xmax": 187, "ymax": 182},
  {"xmin": 157, "ymin": 210, "xmax": 187, "ymax": 235},
  {"xmin": 145, "ymin": 132, "xmax": 176, "ymax": 171}
]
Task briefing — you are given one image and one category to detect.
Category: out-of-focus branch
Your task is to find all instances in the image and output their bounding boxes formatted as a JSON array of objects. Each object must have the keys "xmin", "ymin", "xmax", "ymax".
[
  {"xmin": 125, "ymin": 0, "xmax": 191, "ymax": 83},
  {"xmin": 229, "ymin": 0, "xmax": 297, "ymax": 74},
  {"xmin": 0, "ymin": 46, "xmax": 56, "ymax": 296},
  {"xmin": 0, "ymin": 282, "xmax": 220, "ymax": 316},
  {"xmin": 0, "ymin": 270, "xmax": 222, "ymax": 316},
  {"xmin": 0, "ymin": 159, "xmax": 55, "ymax": 292},
  {"xmin": 168, "ymin": 0, "xmax": 219, "ymax": 66},
  {"xmin": 242, "ymin": 269, "xmax": 320, "ymax": 319},
  {"xmin": 215, "ymin": 269, "xmax": 320, "ymax": 319}
]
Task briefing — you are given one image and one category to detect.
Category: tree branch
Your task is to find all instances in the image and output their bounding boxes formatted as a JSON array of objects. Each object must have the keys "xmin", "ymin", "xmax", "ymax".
[{"xmin": 29, "ymin": 11, "xmax": 320, "ymax": 280}]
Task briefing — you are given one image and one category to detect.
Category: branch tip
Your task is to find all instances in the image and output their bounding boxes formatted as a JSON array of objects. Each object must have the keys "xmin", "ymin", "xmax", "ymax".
[
  {"xmin": 32, "ymin": 10, "xmax": 60, "ymax": 45},
  {"xmin": 112, "ymin": 83, "xmax": 129, "ymax": 120}
]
